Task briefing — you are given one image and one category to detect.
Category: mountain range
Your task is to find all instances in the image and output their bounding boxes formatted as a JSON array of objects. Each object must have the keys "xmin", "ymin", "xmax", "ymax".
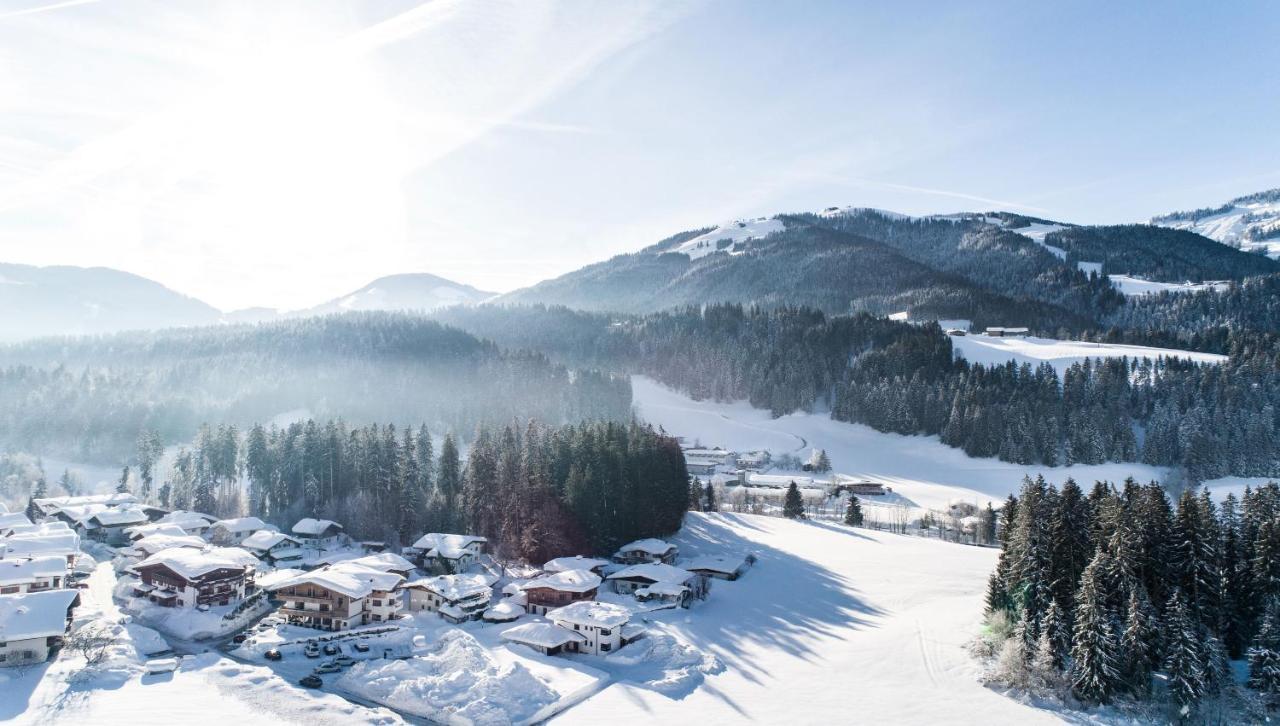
[{"xmin": 3, "ymin": 187, "xmax": 1278, "ymax": 342}]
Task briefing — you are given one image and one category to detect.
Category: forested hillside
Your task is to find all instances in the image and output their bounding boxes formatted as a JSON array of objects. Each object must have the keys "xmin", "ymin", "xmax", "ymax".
[
  {"xmin": 0, "ymin": 313, "xmax": 631, "ymax": 462},
  {"xmin": 1046, "ymin": 224, "xmax": 1277, "ymax": 281}
]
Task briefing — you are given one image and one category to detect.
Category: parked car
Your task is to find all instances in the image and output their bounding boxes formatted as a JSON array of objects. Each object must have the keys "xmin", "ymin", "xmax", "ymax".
[
  {"xmin": 322, "ymin": 644, "xmax": 339, "ymax": 656},
  {"xmin": 299, "ymin": 674, "xmax": 322, "ymax": 689},
  {"xmin": 303, "ymin": 644, "xmax": 320, "ymax": 658},
  {"xmin": 232, "ymin": 634, "xmax": 247, "ymax": 644},
  {"xmin": 334, "ymin": 656, "xmax": 355, "ymax": 667},
  {"xmin": 352, "ymin": 642, "xmax": 370, "ymax": 653},
  {"xmin": 196, "ymin": 603, "xmax": 210, "ymax": 612},
  {"xmin": 264, "ymin": 649, "xmax": 282, "ymax": 661},
  {"xmin": 313, "ymin": 661, "xmax": 341, "ymax": 674}
]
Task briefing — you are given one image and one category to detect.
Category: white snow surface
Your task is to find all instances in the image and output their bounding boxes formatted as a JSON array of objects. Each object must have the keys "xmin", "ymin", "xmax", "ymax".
[
  {"xmin": 951, "ymin": 333, "xmax": 1226, "ymax": 377},
  {"xmin": 1153, "ymin": 193, "xmax": 1280, "ymax": 258},
  {"xmin": 1107, "ymin": 274, "xmax": 1230, "ymax": 297},
  {"xmin": 633, "ymin": 375, "xmax": 1172, "ymax": 514},
  {"xmin": 558, "ymin": 512, "xmax": 1057, "ymax": 725},
  {"xmin": 1012, "ymin": 222, "xmax": 1067, "ymax": 259},
  {"xmin": 666, "ymin": 218, "xmax": 784, "ymax": 260}
]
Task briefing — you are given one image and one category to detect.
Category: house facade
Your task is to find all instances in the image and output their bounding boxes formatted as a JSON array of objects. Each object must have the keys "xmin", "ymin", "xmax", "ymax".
[
  {"xmin": 410, "ymin": 533, "xmax": 487, "ymax": 574},
  {"xmin": 522, "ymin": 569, "xmax": 600, "ymax": 616},
  {"xmin": 207, "ymin": 517, "xmax": 269, "ymax": 546},
  {"xmin": 132, "ymin": 548, "xmax": 256, "ymax": 608},
  {"xmin": 241, "ymin": 531, "xmax": 304, "ymax": 567},
  {"xmin": 546, "ymin": 600, "xmax": 639, "ymax": 656},
  {"xmin": 404, "ymin": 573, "xmax": 492, "ymax": 623},
  {"xmin": 0, "ymin": 556, "xmax": 68, "ymax": 594},
  {"xmin": 612, "ymin": 538, "xmax": 678, "ymax": 565},
  {"xmin": 291, "ymin": 518, "xmax": 345, "ymax": 548},
  {"xmin": 268, "ymin": 563, "xmax": 404, "ymax": 630},
  {"xmin": 0, "ymin": 589, "xmax": 80, "ymax": 667},
  {"xmin": 607, "ymin": 563, "xmax": 708, "ymax": 607}
]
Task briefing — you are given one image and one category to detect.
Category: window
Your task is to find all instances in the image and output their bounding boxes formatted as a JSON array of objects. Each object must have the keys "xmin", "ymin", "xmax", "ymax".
[
  {"xmin": 601, "ymin": 628, "xmax": 612, "ymax": 636},
  {"xmin": 601, "ymin": 643, "xmax": 611, "ymax": 652}
]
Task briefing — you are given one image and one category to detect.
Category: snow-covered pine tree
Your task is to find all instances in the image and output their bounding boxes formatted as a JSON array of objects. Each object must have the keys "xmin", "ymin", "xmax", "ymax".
[
  {"xmin": 1050, "ymin": 477, "xmax": 1092, "ymax": 611},
  {"xmin": 688, "ymin": 477, "xmax": 704, "ymax": 513},
  {"xmin": 1248, "ymin": 598, "xmax": 1280, "ymax": 700},
  {"xmin": 116, "ymin": 465, "xmax": 130, "ymax": 494},
  {"xmin": 844, "ymin": 494, "xmax": 863, "ymax": 526},
  {"xmin": 1162, "ymin": 590, "xmax": 1206, "ymax": 717},
  {"xmin": 783, "ymin": 482, "xmax": 806, "ymax": 519},
  {"xmin": 1070, "ymin": 549, "xmax": 1122, "ymax": 704},
  {"xmin": 25, "ymin": 474, "xmax": 47, "ymax": 522},
  {"xmin": 1121, "ymin": 585, "xmax": 1158, "ymax": 695},
  {"xmin": 1040, "ymin": 599, "xmax": 1069, "ymax": 670},
  {"xmin": 704, "ymin": 480, "xmax": 717, "ymax": 513}
]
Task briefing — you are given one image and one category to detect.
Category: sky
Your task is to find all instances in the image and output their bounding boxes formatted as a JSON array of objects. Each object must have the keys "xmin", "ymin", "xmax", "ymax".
[{"xmin": 0, "ymin": 0, "xmax": 1277, "ymax": 311}]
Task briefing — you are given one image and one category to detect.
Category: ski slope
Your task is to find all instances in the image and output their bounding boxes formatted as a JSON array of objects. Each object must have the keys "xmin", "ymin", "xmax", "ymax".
[
  {"xmin": 666, "ymin": 218, "xmax": 785, "ymax": 260},
  {"xmin": 950, "ymin": 333, "xmax": 1226, "ymax": 377},
  {"xmin": 558, "ymin": 512, "xmax": 1057, "ymax": 725},
  {"xmin": 1107, "ymin": 275, "xmax": 1229, "ymax": 297},
  {"xmin": 633, "ymin": 376, "xmax": 1170, "ymax": 513}
]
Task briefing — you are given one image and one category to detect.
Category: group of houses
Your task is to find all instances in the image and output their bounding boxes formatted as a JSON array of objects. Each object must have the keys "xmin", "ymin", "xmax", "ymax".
[{"xmin": 0, "ymin": 501, "xmax": 82, "ymax": 668}]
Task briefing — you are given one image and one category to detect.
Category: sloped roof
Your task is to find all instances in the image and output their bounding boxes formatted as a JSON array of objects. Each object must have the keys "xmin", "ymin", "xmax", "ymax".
[
  {"xmin": 0, "ymin": 589, "xmax": 79, "ymax": 641},
  {"xmin": 685, "ymin": 554, "xmax": 749, "ymax": 575},
  {"xmin": 614, "ymin": 538, "xmax": 676, "ymax": 556},
  {"xmin": 157, "ymin": 510, "xmax": 216, "ymax": 527},
  {"xmin": 292, "ymin": 518, "xmax": 343, "ymax": 536},
  {"xmin": 0, "ymin": 556, "xmax": 67, "ymax": 586},
  {"xmin": 411, "ymin": 533, "xmax": 486, "ymax": 559},
  {"xmin": 135, "ymin": 547, "xmax": 254, "ymax": 581},
  {"xmin": 0, "ymin": 512, "xmax": 32, "ymax": 530},
  {"xmin": 502, "ymin": 622, "xmax": 585, "ymax": 649},
  {"xmin": 542, "ymin": 556, "xmax": 610, "ymax": 573},
  {"xmin": 523, "ymin": 569, "xmax": 601, "ymax": 594},
  {"xmin": 2, "ymin": 535, "xmax": 79, "ymax": 559},
  {"xmin": 241, "ymin": 530, "xmax": 300, "ymax": 551},
  {"xmin": 345, "ymin": 552, "xmax": 415, "ymax": 573},
  {"xmin": 91, "ymin": 507, "xmax": 151, "ymax": 527},
  {"xmin": 125, "ymin": 522, "xmax": 188, "ymax": 540},
  {"xmin": 607, "ymin": 563, "xmax": 695, "ymax": 585},
  {"xmin": 405, "ymin": 572, "xmax": 491, "ymax": 602},
  {"xmin": 268, "ymin": 561, "xmax": 403, "ymax": 599},
  {"xmin": 484, "ymin": 598, "xmax": 525, "ymax": 622},
  {"xmin": 133, "ymin": 534, "xmax": 208, "ymax": 557},
  {"xmin": 548, "ymin": 600, "xmax": 632, "ymax": 629},
  {"xmin": 212, "ymin": 517, "xmax": 267, "ymax": 533}
]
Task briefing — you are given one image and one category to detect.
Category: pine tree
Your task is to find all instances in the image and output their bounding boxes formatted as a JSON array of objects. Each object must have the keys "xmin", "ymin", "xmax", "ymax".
[
  {"xmin": 437, "ymin": 433, "xmax": 462, "ymax": 532},
  {"xmin": 116, "ymin": 465, "xmax": 131, "ymax": 494},
  {"xmin": 1248, "ymin": 598, "xmax": 1280, "ymax": 701},
  {"xmin": 1121, "ymin": 585, "xmax": 1158, "ymax": 695},
  {"xmin": 844, "ymin": 494, "xmax": 863, "ymax": 526},
  {"xmin": 1163, "ymin": 590, "xmax": 1206, "ymax": 717},
  {"xmin": 783, "ymin": 482, "xmax": 806, "ymax": 519},
  {"xmin": 1070, "ymin": 549, "xmax": 1122, "ymax": 704},
  {"xmin": 25, "ymin": 474, "xmax": 48, "ymax": 522},
  {"xmin": 1040, "ymin": 599, "xmax": 1069, "ymax": 670},
  {"xmin": 704, "ymin": 479, "xmax": 717, "ymax": 513}
]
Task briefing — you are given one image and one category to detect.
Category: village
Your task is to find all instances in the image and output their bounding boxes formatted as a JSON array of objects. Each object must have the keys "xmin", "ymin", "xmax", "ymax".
[{"xmin": 0, "ymin": 486, "xmax": 757, "ymax": 722}]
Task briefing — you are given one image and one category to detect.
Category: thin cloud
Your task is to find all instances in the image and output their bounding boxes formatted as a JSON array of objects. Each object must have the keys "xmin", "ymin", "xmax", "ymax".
[
  {"xmin": 846, "ymin": 177, "xmax": 1051, "ymax": 214},
  {"xmin": 0, "ymin": 0, "xmax": 97, "ymax": 21}
]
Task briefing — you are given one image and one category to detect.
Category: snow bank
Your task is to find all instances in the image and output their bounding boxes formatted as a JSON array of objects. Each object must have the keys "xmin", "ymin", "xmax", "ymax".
[
  {"xmin": 951, "ymin": 333, "xmax": 1226, "ymax": 377},
  {"xmin": 337, "ymin": 629, "xmax": 602, "ymax": 725}
]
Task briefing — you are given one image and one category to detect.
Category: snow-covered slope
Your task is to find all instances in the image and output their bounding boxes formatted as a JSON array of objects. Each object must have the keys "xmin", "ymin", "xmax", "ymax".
[
  {"xmin": 560, "ymin": 511, "xmax": 1056, "ymax": 725},
  {"xmin": 950, "ymin": 333, "xmax": 1227, "ymax": 377},
  {"xmin": 1106, "ymin": 275, "xmax": 1229, "ymax": 297},
  {"xmin": 300, "ymin": 273, "xmax": 496, "ymax": 316},
  {"xmin": 661, "ymin": 217, "xmax": 785, "ymax": 260},
  {"xmin": 1152, "ymin": 188, "xmax": 1280, "ymax": 258}
]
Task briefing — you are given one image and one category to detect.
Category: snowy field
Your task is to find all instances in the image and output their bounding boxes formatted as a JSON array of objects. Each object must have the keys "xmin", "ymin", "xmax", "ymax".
[
  {"xmin": 950, "ymin": 333, "xmax": 1226, "ymax": 378},
  {"xmin": 560, "ymin": 512, "xmax": 1055, "ymax": 725},
  {"xmin": 633, "ymin": 376, "xmax": 1173, "ymax": 513},
  {"xmin": 666, "ymin": 218, "xmax": 784, "ymax": 260},
  {"xmin": 1107, "ymin": 275, "xmax": 1230, "ymax": 297}
]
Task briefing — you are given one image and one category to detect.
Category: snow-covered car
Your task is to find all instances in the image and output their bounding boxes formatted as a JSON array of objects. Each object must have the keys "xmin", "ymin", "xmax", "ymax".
[
  {"xmin": 303, "ymin": 644, "xmax": 320, "ymax": 658},
  {"xmin": 313, "ymin": 661, "xmax": 341, "ymax": 674},
  {"xmin": 322, "ymin": 644, "xmax": 339, "ymax": 656},
  {"xmin": 298, "ymin": 675, "xmax": 322, "ymax": 689},
  {"xmin": 196, "ymin": 603, "xmax": 210, "ymax": 612},
  {"xmin": 352, "ymin": 642, "xmax": 370, "ymax": 653},
  {"xmin": 264, "ymin": 649, "xmax": 282, "ymax": 661},
  {"xmin": 334, "ymin": 656, "xmax": 355, "ymax": 667}
]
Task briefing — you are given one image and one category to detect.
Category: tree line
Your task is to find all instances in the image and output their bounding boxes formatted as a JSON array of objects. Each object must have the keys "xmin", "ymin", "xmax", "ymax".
[{"xmin": 986, "ymin": 475, "xmax": 1280, "ymax": 718}]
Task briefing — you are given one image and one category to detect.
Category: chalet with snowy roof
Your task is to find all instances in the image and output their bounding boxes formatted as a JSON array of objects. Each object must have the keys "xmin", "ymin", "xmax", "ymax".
[
  {"xmin": 85, "ymin": 506, "xmax": 152, "ymax": 545},
  {"xmin": 344, "ymin": 552, "xmax": 416, "ymax": 579},
  {"xmin": 1, "ymin": 532, "xmax": 80, "ymax": 566},
  {"xmin": 607, "ymin": 563, "xmax": 707, "ymax": 607},
  {"xmin": 547, "ymin": 600, "xmax": 642, "ymax": 655},
  {"xmin": 207, "ymin": 517, "xmax": 270, "ymax": 546},
  {"xmin": 241, "ymin": 530, "xmax": 305, "ymax": 567},
  {"xmin": 522, "ymin": 569, "xmax": 601, "ymax": 616},
  {"xmin": 410, "ymin": 533, "xmax": 487, "ymax": 574},
  {"xmin": 501, "ymin": 622, "xmax": 586, "ymax": 656},
  {"xmin": 130, "ymin": 533, "xmax": 208, "ymax": 559},
  {"xmin": 156, "ymin": 510, "xmax": 216, "ymax": 536},
  {"xmin": 131, "ymin": 547, "xmax": 257, "ymax": 608},
  {"xmin": 0, "ymin": 589, "xmax": 80, "ymax": 667},
  {"xmin": 542, "ymin": 555, "xmax": 610, "ymax": 575},
  {"xmin": 483, "ymin": 595, "xmax": 525, "ymax": 624},
  {"xmin": 124, "ymin": 522, "xmax": 188, "ymax": 542},
  {"xmin": 0, "ymin": 556, "xmax": 68, "ymax": 594},
  {"xmin": 612, "ymin": 538, "xmax": 678, "ymax": 565},
  {"xmin": 291, "ymin": 518, "xmax": 344, "ymax": 548},
  {"xmin": 404, "ymin": 572, "xmax": 492, "ymax": 623},
  {"xmin": 31, "ymin": 492, "xmax": 138, "ymax": 522},
  {"xmin": 268, "ymin": 562, "xmax": 405, "ymax": 630},
  {"xmin": 0, "ymin": 512, "xmax": 32, "ymax": 535},
  {"xmin": 685, "ymin": 554, "xmax": 754, "ymax": 581}
]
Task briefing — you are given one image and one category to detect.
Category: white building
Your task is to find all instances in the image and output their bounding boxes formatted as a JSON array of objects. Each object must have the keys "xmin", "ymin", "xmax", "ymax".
[
  {"xmin": 612, "ymin": 538, "xmax": 678, "ymax": 565},
  {"xmin": 156, "ymin": 510, "xmax": 217, "ymax": 537},
  {"xmin": 403, "ymin": 572, "xmax": 492, "ymax": 623},
  {"xmin": 607, "ymin": 563, "xmax": 708, "ymax": 606},
  {"xmin": 207, "ymin": 517, "xmax": 270, "ymax": 546},
  {"xmin": 268, "ymin": 562, "xmax": 405, "ymax": 630},
  {"xmin": 0, "ymin": 556, "xmax": 68, "ymax": 594},
  {"xmin": 241, "ymin": 531, "xmax": 305, "ymax": 567},
  {"xmin": 546, "ymin": 600, "xmax": 641, "ymax": 656},
  {"xmin": 0, "ymin": 589, "xmax": 80, "ymax": 667},
  {"xmin": 291, "ymin": 518, "xmax": 345, "ymax": 548},
  {"xmin": 410, "ymin": 533, "xmax": 487, "ymax": 574},
  {"xmin": 343, "ymin": 552, "xmax": 416, "ymax": 579}
]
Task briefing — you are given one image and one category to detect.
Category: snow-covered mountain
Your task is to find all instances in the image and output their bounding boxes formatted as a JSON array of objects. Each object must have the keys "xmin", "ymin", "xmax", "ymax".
[
  {"xmin": 1151, "ymin": 188, "xmax": 1280, "ymax": 258},
  {"xmin": 0, "ymin": 263, "xmax": 221, "ymax": 342},
  {"xmin": 300, "ymin": 273, "xmax": 496, "ymax": 316}
]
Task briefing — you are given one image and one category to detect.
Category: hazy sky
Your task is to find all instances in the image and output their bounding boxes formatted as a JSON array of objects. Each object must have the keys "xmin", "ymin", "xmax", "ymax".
[{"xmin": 0, "ymin": 0, "xmax": 1277, "ymax": 310}]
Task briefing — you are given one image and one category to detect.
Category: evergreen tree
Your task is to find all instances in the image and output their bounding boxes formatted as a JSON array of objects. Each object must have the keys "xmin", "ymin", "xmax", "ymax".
[
  {"xmin": 1070, "ymin": 549, "xmax": 1122, "ymax": 704},
  {"xmin": 1163, "ymin": 590, "xmax": 1207, "ymax": 717},
  {"xmin": 1248, "ymin": 598, "xmax": 1280, "ymax": 701},
  {"xmin": 116, "ymin": 465, "xmax": 130, "ymax": 494},
  {"xmin": 1121, "ymin": 585, "xmax": 1158, "ymax": 695},
  {"xmin": 844, "ymin": 494, "xmax": 864, "ymax": 527},
  {"xmin": 704, "ymin": 479, "xmax": 717, "ymax": 513},
  {"xmin": 437, "ymin": 433, "xmax": 462, "ymax": 531},
  {"xmin": 783, "ymin": 482, "xmax": 806, "ymax": 519},
  {"xmin": 25, "ymin": 474, "xmax": 48, "ymax": 522}
]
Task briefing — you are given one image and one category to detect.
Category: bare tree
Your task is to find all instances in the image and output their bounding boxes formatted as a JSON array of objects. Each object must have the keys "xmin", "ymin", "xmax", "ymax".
[{"xmin": 64, "ymin": 622, "xmax": 118, "ymax": 666}]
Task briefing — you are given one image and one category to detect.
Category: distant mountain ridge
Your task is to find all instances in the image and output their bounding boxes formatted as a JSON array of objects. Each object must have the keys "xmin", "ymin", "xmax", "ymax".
[
  {"xmin": 297, "ymin": 273, "xmax": 496, "ymax": 317},
  {"xmin": 1151, "ymin": 188, "xmax": 1280, "ymax": 258}
]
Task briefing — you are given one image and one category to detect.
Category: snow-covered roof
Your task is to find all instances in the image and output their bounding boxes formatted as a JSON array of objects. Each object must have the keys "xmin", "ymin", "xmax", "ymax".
[
  {"xmin": 615, "ymin": 538, "xmax": 676, "ymax": 557},
  {"xmin": 345, "ymin": 552, "xmax": 415, "ymax": 573},
  {"xmin": 502, "ymin": 622, "xmax": 586, "ymax": 649},
  {"xmin": 253, "ymin": 568, "xmax": 305, "ymax": 590},
  {"xmin": 292, "ymin": 518, "xmax": 343, "ymax": 536},
  {"xmin": 90, "ymin": 506, "xmax": 150, "ymax": 527},
  {"xmin": 2, "ymin": 535, "xmax": 79, "ymax": 559},
  {"xmin": 548, "ymin": 600, "xmax": 632, "ymax": 629},
  {"xmin": 270, "ymin": 562, "xmax": 403, "ymax": 598},
  {"xmin": 483, "ymin": 599, "xmax": 525, "ymax": 622},
  {"xmin": 157, "ymin": 510, "xmax": 216, "ymax": 527},
  {"xmin": 132, "ymin": 534, "xmax": 208, "ymax": 557},
  {"xmin": 411, "ymin": 533, "xmax": 486, "ymax": 559},
  {"xmin": 0, "ymin": 589, "xmax": 78, "ymax": 641},
  {"xmin": 0, "ymin": 556, "xmax": 67, "ymax": 586},
  {"xmin": 405, "ymin": 572, "xmax": 492, "ymax": 603},
  {"xmin": 241, "ymin": 530, "xmax": 300, "ymax": 552},
  {"xmin": 125, "ymin": 522, "xmax": 188, "ymax": 540},
  {"xmin": 35, "ymin": 492, "xmax": 137, "ymax": 512},
  {"xmin": 685, "ymin": 554, "xmax": 749, "ymax": 575},
  {"xmin": 523, "ymin": 569, "xmax": 601, "ymax": 594},
  {"xmin": 0, "ymin": 512, "xmax": 32, "ymax": 530},
  {"xmin": 135, "ymin": 547, "xmax": 254, "ymax": 581},
  {"xmin": 542, "ymin": 555, "xmax": 610, "ymax": 573},
  {"xmin": 212, "ymin": 516, "xmax": 266, "ymax": 533},
  {"xmin": 636, "ymin": 582, "xmax": 689, "ymax": 598},
  {"xmin": 607, "ymin": 563, "xmax": 695, "ymax": 585},
  {"xmin": 746, "ymin": 473, "xmax": 814, "ymax": 488}
]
